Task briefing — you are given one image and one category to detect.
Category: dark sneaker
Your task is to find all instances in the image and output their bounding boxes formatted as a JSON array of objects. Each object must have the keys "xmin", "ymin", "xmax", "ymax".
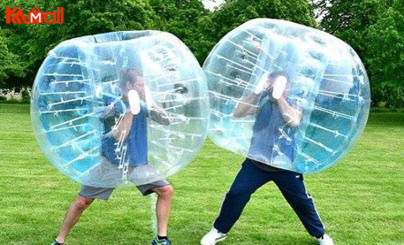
[
  {"xmin": 50, "ymin": 240, "xmax": 64, "ymax": 245},
  {"xmin": 151, "ymin": 237, "xmax": 172, "ymax": 245}
]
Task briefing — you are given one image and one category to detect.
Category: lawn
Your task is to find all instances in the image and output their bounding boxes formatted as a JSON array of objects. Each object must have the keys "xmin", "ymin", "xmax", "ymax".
[{"xmin": 0, "ymin": 104, "xmax": 403, "ymax": 245}]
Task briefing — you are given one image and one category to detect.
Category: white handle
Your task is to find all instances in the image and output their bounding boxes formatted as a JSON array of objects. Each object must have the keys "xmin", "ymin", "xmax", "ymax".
[
  {"xmin": 128, "ymin": 90, "xmax": 140, "ymax": 115},
  {"xmin": 272, "ymin": 75, "xmax": 287, "ymax": 100}
]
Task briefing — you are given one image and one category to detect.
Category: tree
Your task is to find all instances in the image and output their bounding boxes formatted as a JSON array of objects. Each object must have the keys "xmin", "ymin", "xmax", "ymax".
[
  {"xmin": 366, "ymin": 0, "xmax": 404, "ymax": 107},
  {"xmin": 1, "ymin": 0, "xmax": 157, "ymax": 89},
  {"xmin": 194, "ymin": 0, "xmax": 316, "ymax": 64},
  {"xmin": 209, "ymin": 0, "xmax": 316, "ymax": 40},
  {"xmin": 0, "ymin": 0, "xmax": 320, "ymax": 93},
  {"xmin": 315, "ymin": 0, "xmax": 404, "ymax": 107},
  {"xmin": 149, "ymin": 0, "xmax": 211, "ymax": 63},
  {"xmin": 0, "ymin": 28, "xmax": 23, "ymax": 88},
  {"xmin": 314, "ymin": 0, "xmax": 384, "ymax": 58}
]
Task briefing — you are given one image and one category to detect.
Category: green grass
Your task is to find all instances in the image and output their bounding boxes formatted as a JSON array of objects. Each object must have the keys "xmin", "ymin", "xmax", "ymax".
[{"xmin": 0, "ymin": 104, "xmax": 403, "ymax": 245}]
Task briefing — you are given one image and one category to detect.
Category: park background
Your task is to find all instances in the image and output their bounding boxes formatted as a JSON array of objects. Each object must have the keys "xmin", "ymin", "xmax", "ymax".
[{"xmin": 0, "ymin": 0, "xmax": 403, "ymax": 244}]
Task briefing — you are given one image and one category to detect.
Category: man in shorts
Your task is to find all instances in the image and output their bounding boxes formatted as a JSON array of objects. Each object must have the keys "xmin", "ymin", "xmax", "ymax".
[{"xmin": 50, "ymin": 69, "xmax": 173, "ymax": 245}]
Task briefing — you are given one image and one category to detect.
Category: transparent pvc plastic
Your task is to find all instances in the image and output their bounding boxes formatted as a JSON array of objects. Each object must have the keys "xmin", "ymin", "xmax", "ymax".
[
  {"xmin": 31, "ymin": 30, "xmax": 209, "ymax": 187},
  {"xmin": 204, "ymin": 19, "xmax": 370, "ymax": 173}
]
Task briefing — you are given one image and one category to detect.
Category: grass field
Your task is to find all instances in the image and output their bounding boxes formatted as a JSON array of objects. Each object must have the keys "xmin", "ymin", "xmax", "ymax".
[{"xmin": 0, "ymin": 104, "xmax": 403, "ymax": 245}]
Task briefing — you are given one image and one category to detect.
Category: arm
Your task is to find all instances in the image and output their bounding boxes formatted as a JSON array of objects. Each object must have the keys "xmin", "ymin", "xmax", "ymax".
[
  {"xmin": 150, "ymin": 104, "xmax": 171, "ymax": 125},
  {"xmin": 113, "ymin": 110, "xmax": 134, "ymax": 141},
  {"xmin": 144, "ymin": 86, "xmax": 170, "ymax": 125},
  {"xmin": 270, "ymin": 74, "xmax": 302, "ymax": 128},
  {"xmin": 277, "ymin": 96, "xmax": 302, "ymax": 128},
  {"xmin": 112, "ymin": 89, "xmax": 139, "ymax": 141},
  {"xmin": 233, "ymin": 71, "xmax": 270, "ymax": 118},
  {"xmin": 233, "ymin": 93, "xmax": 260, "ymax": 118}
]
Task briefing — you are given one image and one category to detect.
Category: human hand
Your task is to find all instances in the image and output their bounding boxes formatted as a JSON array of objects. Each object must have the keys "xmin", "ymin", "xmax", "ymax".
[{"xmin": 253, "ymin": 40, "xmax": 263, "ymax": 52}]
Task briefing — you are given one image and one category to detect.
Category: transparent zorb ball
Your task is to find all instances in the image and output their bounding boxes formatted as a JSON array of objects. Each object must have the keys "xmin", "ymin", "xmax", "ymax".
[
  {"xmin": 204, "ymin": 19, "xmax": 370, "ymax": 173},
  {"xmin": 31, "ymin": 31, "xmax": 209, "ymax": 187}
]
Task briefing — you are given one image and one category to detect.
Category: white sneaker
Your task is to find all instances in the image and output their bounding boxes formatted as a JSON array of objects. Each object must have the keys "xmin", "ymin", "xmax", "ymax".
[
  {"xmin": 201, "ymin": 227, "xmax": 227, "ymax": 245},
  {"xmin": 318, "ymin": 234, "xmax": 334, "ymax": 245}
]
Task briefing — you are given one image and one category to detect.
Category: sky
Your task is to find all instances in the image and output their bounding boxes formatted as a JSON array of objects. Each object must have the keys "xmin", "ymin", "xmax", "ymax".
[{"xmin": 202, "ymin": 0, "xmax": 226, "ymax": 11}]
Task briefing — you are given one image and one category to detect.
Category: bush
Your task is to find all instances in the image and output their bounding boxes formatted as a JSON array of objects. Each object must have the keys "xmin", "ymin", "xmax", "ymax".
[
  {"xmin": 21, "ymin": 89, "xmax": 30, "ymax": 103},
  {"xmin": 372, "ymin": 82, "xmax": 404, "ymax": 108},
  {"xmin": 0, "ymin": 98, "xmax": 21, "ymax": 104}
]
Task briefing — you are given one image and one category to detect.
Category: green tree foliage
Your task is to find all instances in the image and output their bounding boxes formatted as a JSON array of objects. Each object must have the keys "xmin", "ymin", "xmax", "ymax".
[
  {"xmin": 0, "ymin": 28, "xmax": 23, "ymax": 88},
  {"xmin": 149, "ymin": 0, "xmax": 211, "ymax": 63},
  {"xmin": 6, "ymin": 0, "xmax": 402, "ymax": 108},
  {"xmin": 1, "ymin": 0, "xmax": 316, "ymax": 88},
  {"xmin": 314, "ymin": 0, "xmax": 404, "ymax": 107},
  {"xmin": 208, "ymin": 0, "xmax": 316, "ymax": 44},
  {"xmin": 194, "ymin": 0, "xmax": 316, "ymax": 65},
  {"xmin": 313, "ymin": 0, "xmax": 384, "ymax": 69},
  {"xmin": 1, "ymin": 0, "xmax": 156, "ymax": 88},
  {"xmin": 2, "ymin": 0, "xmax": 318, "ymax": 87},
  {"xmin": 366, "ymin": 0, "xmax": 404, "ymax": 107}
]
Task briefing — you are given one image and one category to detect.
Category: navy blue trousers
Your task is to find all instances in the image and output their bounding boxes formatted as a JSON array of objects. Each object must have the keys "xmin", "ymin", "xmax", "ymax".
[{"xmin": 214, "ymin": 159, "xmax": 325, "ymax": 237}]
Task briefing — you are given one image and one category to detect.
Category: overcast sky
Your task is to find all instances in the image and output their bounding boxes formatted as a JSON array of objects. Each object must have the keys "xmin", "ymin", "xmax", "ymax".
[{"xmin": 202, "ymin": 0, "xmax": 226, "ymax": 11}]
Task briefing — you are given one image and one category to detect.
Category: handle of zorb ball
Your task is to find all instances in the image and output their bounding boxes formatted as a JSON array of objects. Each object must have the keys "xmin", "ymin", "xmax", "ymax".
[
  {"xmin": 128, "ymin": 90, "xmax": 141, "ymax": 115},
  {"xmin": 144, "ymin": 86, "xmax": 153, "ymax": 111},
  {"xmin": 254, "ymin": 72, "xmax": 269, "ymax": 94},
  {"xmin": 272, "ymin": 75, "xmax": 287, "ymax": 100}
]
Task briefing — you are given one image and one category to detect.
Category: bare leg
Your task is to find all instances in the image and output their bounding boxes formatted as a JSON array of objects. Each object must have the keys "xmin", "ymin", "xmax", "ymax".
[
  {"xmin": 152, "ymin": 185, "xmax": 173, "ymax": 236},
  {"xmin": 55, "ymin": 195, "xmax": 94, "ymax": 243}
]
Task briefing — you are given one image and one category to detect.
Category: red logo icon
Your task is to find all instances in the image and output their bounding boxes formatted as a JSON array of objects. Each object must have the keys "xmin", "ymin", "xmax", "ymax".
[
  {"xmin": 6, "ymin": 7, "xmax": 64, "ymax": 24},
  {"xmin": 29, "ymin": 7, "xmax": 43, "ymax": 24}
]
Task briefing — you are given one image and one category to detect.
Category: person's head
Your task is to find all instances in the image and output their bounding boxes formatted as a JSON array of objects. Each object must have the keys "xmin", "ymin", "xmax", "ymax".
[
  {"xmin": 119, "ymin": 68, "xmax": 145, "ymax": 100},
  {"xmin": 267, "ymin": 71, "xmax": 288, "ymax": 83}
]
